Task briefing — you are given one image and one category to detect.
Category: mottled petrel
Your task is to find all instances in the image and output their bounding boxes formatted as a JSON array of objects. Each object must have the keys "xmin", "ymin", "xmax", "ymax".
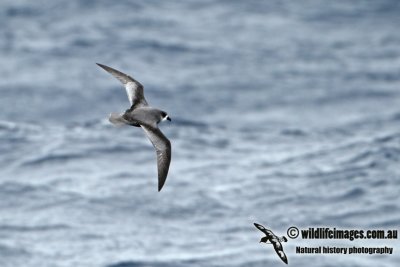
[{"xmin": 97, "ymin": 63, "xmax": 171, "ymax": 191}]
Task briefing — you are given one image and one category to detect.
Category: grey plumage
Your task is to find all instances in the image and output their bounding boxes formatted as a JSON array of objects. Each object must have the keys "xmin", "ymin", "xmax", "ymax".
[
  {"xmin": 97, "ymin": 63, "xmax": 172, "ymax": 191},
  {"xmin": 141, "ymin": 125, "xmax": 171, "ymax": 191}
]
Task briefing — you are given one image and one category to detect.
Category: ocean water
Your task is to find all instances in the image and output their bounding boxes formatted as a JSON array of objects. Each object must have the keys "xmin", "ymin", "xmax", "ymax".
[{"xmin": 1, "ymin": 0, "xmax": 399, "ymax": 266}]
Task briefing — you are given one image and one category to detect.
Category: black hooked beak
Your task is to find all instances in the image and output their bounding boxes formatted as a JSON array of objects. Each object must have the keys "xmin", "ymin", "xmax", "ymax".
[{"xmin": 167, "ymin": 116, "xmax": 171, "ymax": 121}]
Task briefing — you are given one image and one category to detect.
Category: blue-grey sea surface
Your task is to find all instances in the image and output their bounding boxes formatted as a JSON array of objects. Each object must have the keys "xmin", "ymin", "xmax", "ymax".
[{"xmin": 1, "ymin": 0, "xmax": 399, "ymax": 266}]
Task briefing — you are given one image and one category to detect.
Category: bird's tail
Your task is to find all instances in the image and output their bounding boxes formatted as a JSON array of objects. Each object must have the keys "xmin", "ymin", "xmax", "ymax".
[{"xmin": 109, "ymin": 113, "xmax": 128, "ymax": 126}]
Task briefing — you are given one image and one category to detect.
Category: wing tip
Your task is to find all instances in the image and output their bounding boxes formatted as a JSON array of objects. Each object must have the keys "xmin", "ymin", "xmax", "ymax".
[
  {"xmin": 158, "ymin": 184, "xmax": 163, "ymax": 192},
  {"xmin": 96, "ymin": 62, "xmax": 108, "ymax": 70},
  {"xmin": 158, "ymin": 178, "xmax": 166, "ymax": 192},
  {"xmin": 158, "ymin": 171, "xmax": 169, "ymax": 192}
]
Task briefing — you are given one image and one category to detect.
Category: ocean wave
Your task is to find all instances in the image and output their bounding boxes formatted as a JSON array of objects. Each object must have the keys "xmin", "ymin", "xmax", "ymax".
[
  {"xmin": 280, "ymin": 128, "xmax": 308, "ymax": 136},
  {"xmin": 106, "ymin": 260, "xmax": 186, "ymax": 267},
  {"xmin": 0, "ymin": 182, "xmax": 50, "ymax": 195},
  {"xmin": 344, "ymin": 146, "xmax": 400, "ymax": 168},
  {"xmin": 171, "ymin": 118, "xmax": 209, "ymax": 128},
  {"xmin": 21, "ymin": 152, "xmax": 88, "ymax": 166},
  {"xmin": 0, "ymin": 223, "xmax": 70, "ymax": 232},
  {"xmin": 0, "ymin": 244, "xmax": 30, "ymax": 257},
  {"xmin": 127, "ymin": 39, "xmax": 206, "ymax": 54},
  {"xmin": 314, "ymin": 90, "xmax": 395, "ymax": 105}
]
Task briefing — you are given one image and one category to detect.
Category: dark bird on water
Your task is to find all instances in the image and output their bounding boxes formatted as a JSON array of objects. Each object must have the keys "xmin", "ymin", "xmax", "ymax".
[
  {"xmin": 254, "ymin": 223, "xmax": 288, "ymax": 264},
  {"xmin": 97, "ymin": 63, "xmax": 171, "ymax": 191}
]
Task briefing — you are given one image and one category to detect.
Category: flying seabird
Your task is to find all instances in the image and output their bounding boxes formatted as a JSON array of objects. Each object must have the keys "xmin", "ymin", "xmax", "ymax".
[
  {"xmin": 254, "ymin": 223, "xmax": 288, "ymax": 264},
  {"xmin": 97, "ymin": 63, "xmax": 171, "ymax": 191}
]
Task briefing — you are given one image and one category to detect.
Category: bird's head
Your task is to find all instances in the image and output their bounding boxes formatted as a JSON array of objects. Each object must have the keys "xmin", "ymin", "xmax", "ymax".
[
  {"xmin": 160, "ymin": 111, "xmax": 171, "ymax": 122},
  {"xmin": 259, "ymin": 237, "xmax": 268, "ymax": 243}
]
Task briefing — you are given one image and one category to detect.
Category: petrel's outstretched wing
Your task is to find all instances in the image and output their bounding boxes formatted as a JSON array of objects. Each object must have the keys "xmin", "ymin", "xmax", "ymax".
[
  {"xmin": 254, "ymin": 223, "xmax": 274, "ymax": 236},
  {"xmin": 96, "ymin": 63, "xmax": 148, "ymax": 109},
  {"xmin": 272, "ymin": 241, "xmax": 288, "ymax": 264},
  {"xmin": 140, "ymin": 125, "xmax": 171, "ymax": 191}
]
